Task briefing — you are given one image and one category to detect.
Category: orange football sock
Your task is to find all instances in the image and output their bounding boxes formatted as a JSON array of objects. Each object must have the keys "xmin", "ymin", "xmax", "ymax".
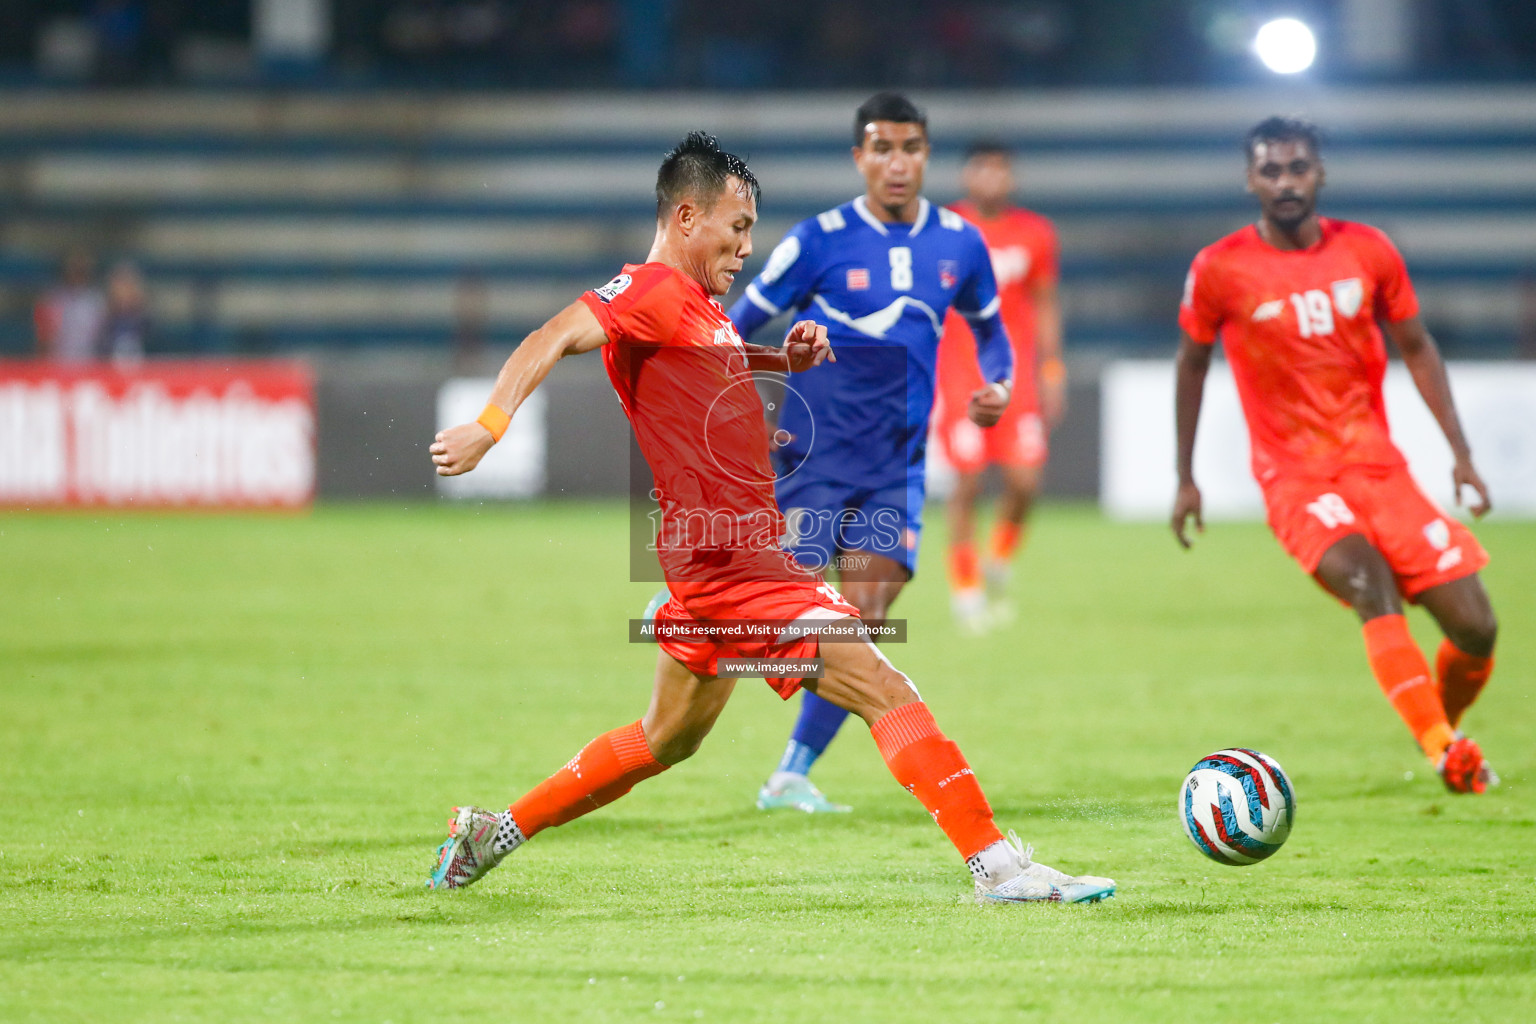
[
  {"xmin": 870, "ymin": 701, "xmax": 1004, "ymax": 860},
  {"xmin": 1362, "ymin": 615, "xmax": 1454, "ymax": 759},
  {"xmin": 509, "ymin": 721, "xmax": 667, "ymax": 838},
  {"xmin": 989, "ymin": 521, "xmax": 1024, "ymax": 562},
  {"xmin": 1436, "ymin": 640, "xmax": 1494, "ymax": 730},
  {"xmin": 948, "ymin": 542, "xmax": 981, "ymax": 592}
]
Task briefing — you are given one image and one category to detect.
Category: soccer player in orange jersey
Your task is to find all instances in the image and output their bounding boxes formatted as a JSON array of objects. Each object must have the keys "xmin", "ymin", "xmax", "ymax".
[
  {"xmin": 933, "ymin": 141, "xmax": 1065, "ymax": 630},
  {"xmin": 423, "ymin": 133, "xmax": 1115, "ymax": 902},
  {"xmin": 1172, "ymin": 116, "xmax": 1499, "ymax": 794}
]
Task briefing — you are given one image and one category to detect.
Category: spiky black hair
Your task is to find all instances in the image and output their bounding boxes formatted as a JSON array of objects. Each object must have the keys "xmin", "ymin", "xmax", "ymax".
[{"xmin": 655, "ymin": 131, "xmax": 761, "ymax": 217}]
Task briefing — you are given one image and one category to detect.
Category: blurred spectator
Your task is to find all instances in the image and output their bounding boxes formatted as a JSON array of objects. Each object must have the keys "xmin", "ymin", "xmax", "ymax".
[
  {"xmin": 382, "ymin": 0, "xmax": 515, "ymax": 64},
  {"xmin": 34, "ymin": 248, "xmax": 107, "ymax": 364},
  {"xmin": 9, "ymin": 0, "xmax": 1536, "ymax": 88},
  {"xmin": 104, "ymin": 260, "xmax": 150, "ymax": 366}
]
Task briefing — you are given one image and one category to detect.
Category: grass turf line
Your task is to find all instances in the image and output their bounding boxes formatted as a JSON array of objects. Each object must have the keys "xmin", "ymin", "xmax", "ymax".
[{"xmin": 1, "ymin": 502, "xmax": 1533, "ymax": 1022}]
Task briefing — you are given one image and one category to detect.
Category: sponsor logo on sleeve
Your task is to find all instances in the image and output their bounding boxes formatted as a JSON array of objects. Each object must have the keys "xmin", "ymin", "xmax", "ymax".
[
  {"xmin": 594, "ymin": 274, "xmax": 633, "ymax": 303},
  {"xmin": 1332, "ymin": 278, "xmax": 1363, "ymax": 317},
  {"xmin": 1181, "ymin": 270, "xmax": 1196, "ymax": 308}
]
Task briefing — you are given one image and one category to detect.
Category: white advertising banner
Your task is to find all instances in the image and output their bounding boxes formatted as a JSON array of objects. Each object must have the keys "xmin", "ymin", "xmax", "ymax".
[
  {"xmin": 434, "ymin": 379, "xmax": 547, "ymax": 499},
  {"xmin": 1102, "ymin": 360, "xmax": 1536, "ymax": 520}
]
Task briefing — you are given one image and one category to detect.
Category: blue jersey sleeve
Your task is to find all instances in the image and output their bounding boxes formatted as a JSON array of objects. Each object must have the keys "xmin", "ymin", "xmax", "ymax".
[
  {"xmin": 728, "ymin": 220, "xmax": 822, "ymax": 340},
  {"xmin": 952, "ymin": 231, "xmax": 1013, "ymax": 384}
]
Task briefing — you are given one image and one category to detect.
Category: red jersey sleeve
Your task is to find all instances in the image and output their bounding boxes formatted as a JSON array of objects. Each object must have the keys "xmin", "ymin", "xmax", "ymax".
[
  {"xmin": 1361, "ymin": 228, "xmax": 1419, "ymax": 323},
  {"xmin": 1177, "ymin": 248, "xmax": 1224, "ymax": 344},
  {"xmin": 579, "ymin": 265, "xmax": 681, "ymax": 345}
]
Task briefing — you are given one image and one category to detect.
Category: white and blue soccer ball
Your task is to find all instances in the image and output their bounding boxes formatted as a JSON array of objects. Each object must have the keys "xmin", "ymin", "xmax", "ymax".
[{"xmin": 1180, "ymin": 748, "xmax": 1295, "ymax": 865}]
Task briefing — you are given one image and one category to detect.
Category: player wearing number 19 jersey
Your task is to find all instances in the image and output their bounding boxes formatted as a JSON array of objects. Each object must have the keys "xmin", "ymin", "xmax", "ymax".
[{"xmin": 1173, "ymin": 116, "xmax": 1499, "ymax": 794}]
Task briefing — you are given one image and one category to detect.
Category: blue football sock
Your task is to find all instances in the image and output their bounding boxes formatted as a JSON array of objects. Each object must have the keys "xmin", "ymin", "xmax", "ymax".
[
  {"xmin": 775, "ymin": 690, "xmax": 851, "ymax": 776},
  {"xmin": 775, "ymin": 739, "xmax": 819, "ymax": 777}
]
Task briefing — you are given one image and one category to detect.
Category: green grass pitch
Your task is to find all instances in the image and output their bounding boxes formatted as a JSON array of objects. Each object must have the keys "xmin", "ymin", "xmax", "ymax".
[{"xmin": 2, "ymin": 502, "xmax": 1533, "ymax": 1022}]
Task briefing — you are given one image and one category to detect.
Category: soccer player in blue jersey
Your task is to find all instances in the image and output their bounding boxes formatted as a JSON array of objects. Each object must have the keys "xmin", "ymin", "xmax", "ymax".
[{"xmin": 727, "ymin": 92, "xmax": 1015, "ymax": 813}]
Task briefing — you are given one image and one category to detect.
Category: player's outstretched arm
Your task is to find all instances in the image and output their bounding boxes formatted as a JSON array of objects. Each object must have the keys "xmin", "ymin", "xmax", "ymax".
[
  {"xmin": 967, "ymin": 379, "xmax": 1012, "ymax": 428},
  {"xmin": 430, "ymin": 300, "xmax": 609, "ymax": 477},
  {"xmin": 1385, "ymin": 316, "xmax": 1491, "ymax": 516},
  {"xmin": 1172, "ymin": 332, "xmax": 1212, "ymax": 547},
  {"xmin": 781, "ymin": 319, "xmax": 834, "ymax": 372},
  {"xmin": 741, "ymin": 321, "xmax": 833, "ymax": 372},
  {"xmin": 963, "ymin": 311, "xmax": 1015, "ymax": 428}
]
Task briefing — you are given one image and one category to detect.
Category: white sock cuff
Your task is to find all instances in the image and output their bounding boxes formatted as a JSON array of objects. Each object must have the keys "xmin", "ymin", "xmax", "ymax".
[
  {"xmin": 967, "ymin": 838, "xmax": 1019, "ymax": 887},
  {"xmin": 493, "ymin": 810, "xmax": 527, "ymax": 857}
]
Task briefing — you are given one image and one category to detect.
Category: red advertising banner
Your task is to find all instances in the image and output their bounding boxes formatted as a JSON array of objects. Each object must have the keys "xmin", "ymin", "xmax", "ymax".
[{"xmin": 0, "ymin": 360, "xmax": 315, "ymax": 508}]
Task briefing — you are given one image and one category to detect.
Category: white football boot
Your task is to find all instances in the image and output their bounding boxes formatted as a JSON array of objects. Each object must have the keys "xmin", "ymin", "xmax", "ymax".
[
  {"xmin": 426, "ymin": 806, "xmax": 523, "ymax": 890},
  {"xmin": 971, "ymin": 830, "xmax": 1116, "ymax": 904}
]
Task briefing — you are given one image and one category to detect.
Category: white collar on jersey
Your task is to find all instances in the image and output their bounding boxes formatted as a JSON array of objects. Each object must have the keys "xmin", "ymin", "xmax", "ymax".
[{"xmin": 853, "ymin": 195, "xmax": 930, "ymax": 237}]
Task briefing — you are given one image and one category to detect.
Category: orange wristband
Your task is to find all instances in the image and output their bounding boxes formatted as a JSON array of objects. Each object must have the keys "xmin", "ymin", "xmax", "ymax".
[
  {"xmin": 476, "ymin": 403, "xmax": 511, "ymax": 442},
  {"xmin": 1039, "ymin": 357, "xmax": 1066, "ymax": 387}
]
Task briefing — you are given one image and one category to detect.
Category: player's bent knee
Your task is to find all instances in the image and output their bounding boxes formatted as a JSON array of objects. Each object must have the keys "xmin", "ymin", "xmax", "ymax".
[
  {"xmin": 814, "ymin": 643, "xmax": 919, "ymax": 724},
  {"xmin": 1317, "ymin": 536, "xmax": 1400, "ymax": 619},
  {"xmin": 1448, "ymin": 608, "xmax": 1498, "ymax": 658},
  {"xmin": 859, "ymin": 659, "xmax": 921, "ymax": 721},
  {"xmin": 640, "ymin": 712, "xmax": 717, "ymax": 765},
  {"xmin": 1352, "ymin": 586, "xmax": 1401, "ymax": 622},
  {"xmin": 645, "ymin": 726, "xmax": 708, "ymax": 766}
]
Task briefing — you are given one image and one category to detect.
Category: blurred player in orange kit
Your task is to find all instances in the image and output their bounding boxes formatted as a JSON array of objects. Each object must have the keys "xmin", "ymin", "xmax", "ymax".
[
  {"xmin": 1173, "ymin": 116, "xmax": 1499, "ymax": 794},
  {"xmin": 423, "ymin": 132, "xmax": 1114, "ymax": 903},
  {"xmin": 933, "ymin": 141, "xmax": 1064, "ymax": 630}
]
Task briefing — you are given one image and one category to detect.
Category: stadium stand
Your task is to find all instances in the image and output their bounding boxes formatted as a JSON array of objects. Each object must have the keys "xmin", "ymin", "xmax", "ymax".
[{"xmin": 1, "ymin": 87, "xmax": 1535, "ymax": 357}]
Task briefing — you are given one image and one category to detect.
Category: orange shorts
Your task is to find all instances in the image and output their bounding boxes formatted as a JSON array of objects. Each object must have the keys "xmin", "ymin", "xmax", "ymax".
[
  {"xmin": 1261, "ymin": 463, "xmax": 1488, "ymax": 601},
  {"xmin": 934, "ymin": 398, "xmax": 1047, "ymax": 475},
  {"xmin": 655, "ymin": 577, "xmax": 861, "ymax": 698}
]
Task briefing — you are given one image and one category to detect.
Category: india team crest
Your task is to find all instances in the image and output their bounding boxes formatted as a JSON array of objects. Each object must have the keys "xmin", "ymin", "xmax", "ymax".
[
  {"xmin": 938, "ymin": 260, "xmax": 959, "ymax": 290},
  {"xmin": 1332, "ymin": 278, "xmax": 1364, "ymax": 318}
]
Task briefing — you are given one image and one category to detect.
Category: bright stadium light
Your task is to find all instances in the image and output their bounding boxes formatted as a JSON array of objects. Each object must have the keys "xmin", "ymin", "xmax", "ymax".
[{"xmin": 1254, "ymin": 17, "xmax": 1317, "ymax": 74}]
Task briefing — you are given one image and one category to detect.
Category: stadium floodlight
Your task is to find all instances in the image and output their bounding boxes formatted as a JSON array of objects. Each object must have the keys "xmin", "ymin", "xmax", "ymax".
[{"xmin": 1253, "ymin": 17, "xmax": 1316, "ymax": 74}]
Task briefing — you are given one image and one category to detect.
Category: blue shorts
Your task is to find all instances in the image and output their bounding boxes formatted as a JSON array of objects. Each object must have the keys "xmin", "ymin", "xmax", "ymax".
[{"xmin": 775, "ymin": 473, "xmax": 924, "ymax": 578}]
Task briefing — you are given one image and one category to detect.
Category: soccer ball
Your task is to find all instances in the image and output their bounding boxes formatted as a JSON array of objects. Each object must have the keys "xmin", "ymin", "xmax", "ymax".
[{"xmin": 1180, "ymin": 748, "xmax": 1295, "ymax": 865}]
